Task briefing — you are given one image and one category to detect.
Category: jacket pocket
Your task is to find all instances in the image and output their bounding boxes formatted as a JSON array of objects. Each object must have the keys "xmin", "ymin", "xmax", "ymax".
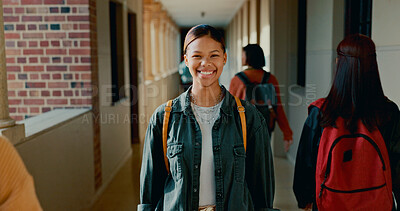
[
  {"xmin": 233, "ymin": 145, "xmax": 246, "ymax": 183},
  {"xmin": 167, "ymin": 143, "xmax": 183, "ymax": 181}
]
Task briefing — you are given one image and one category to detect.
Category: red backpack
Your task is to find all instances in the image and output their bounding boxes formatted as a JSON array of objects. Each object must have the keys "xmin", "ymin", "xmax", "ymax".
[{"xmin": 311, "ymin": 98, "xmax": 393, "ymax": 211}]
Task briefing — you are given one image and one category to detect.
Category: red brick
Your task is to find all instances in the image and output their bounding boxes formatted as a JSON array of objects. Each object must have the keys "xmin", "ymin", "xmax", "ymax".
[
  {"xmin": 46, "ymin": 49, "xmax": 67, "ymax": 55},
  {"xmin": 29, "ymin": 58, "xmax": 38, "ymax": 63},
  {"xmin": 16, "ymin": 24, "xmax": 26, "ymax": 30},
  {"xmin": 75, "ymin": 73, "xmax": 79, "ymax": 79},
  {"xmin": 80, "ymin": 41, "xmax": 90, "ymax": 47},
  {"xmin": 29, "ymin": 41, "xmax": 38, "ymax": 47},
  {"xmin": 41, "ymin": 57, "xmax": 50, "ymax": 63},
  {"xmin": 52, "ymin": 73, "xmax": 62, "ymax": 79},
  {"xmin": 67, "ymin": 0, "xmax": 88, "ymax": 4},
  {"xmin": 7, "ymin": 66, "xmax": 21, "ymax": 72},
  {"xmin": 8, "ymin": 91, "xmax": 16, "ymax": 97},
  {"xmin": 41, "ymin": 73, "xmax": 50, "ymax": 79},
  {"xmin": 41, "ymin": 91, "xmax": 50, "ymax": 96},
  {"xmin": 6, "ymin": 41, "xmax": 15, "ymax": 48},
  {"xmin": 7, "ymin": 73, "xmax": 16, "ymax": 80},
  {"xmin": 8, "ymin": 82, "xmax": 23, "ymax": 89},
  {"xmin": 72, "ymin": 7, "xmax": 77, "ymax": 13},
  {"xmin": 69, "ymin": 32, "xmax": 90, "ymax": 38},
  {"xmin": 48, "ymin": 82, "xmax": 68, "ymax": 88},
  {"xmin": 24, "ymin": 66, "xmax": 44, "ymax": 72},
  {"xmin": 63, "ymin": 57, "xmax": 72, "ymax": 63},
  {"xmin": 75, "ymin": 90, "xmax": 79, "ymax": 96},
  {"xmin": 23, "ymin": 49, "xmax": 44, "ymax": 55},
  {"xmin": 29, "ymin": 91, "xmax": 40, "ymax": 96},
  {"xmin": 81, "ymin": 57, "xmax": 91, "ymax": 63},
  {"xmin": 3, "ymin": 8, "xmax": 13, "ymax": 14},
  {"xmin": 40, "ymin": 41, "xmax": 49, "ymax": 47},
  {"xmin": 67, "ymin": 15, "xmax": 88, "ymax": 21},
  {"xmin": 44, "ymin": 0, "xmax": 65, "ymax": 4},
  {"xmin": 17, "ymin": 41, "xmax": 26, "ymax": 47},
  {"xmin": 18, "ymin": 107, "xmax": 28, "ymax": 113},
  {"xmin": 14, "ymin": 8, "xmax": 24, "ymax": 13},
  {"xmin": 45, "ymin": 16, "xmax": 65, "ymax": 22},
  {"xmin": 47, "ymin": 65, "xmax": 67, "ymax": 71},
  {"xmin": 47, "ymin": 99, "xmax": 68, "ymax": 105},
  {"xmin": 5, "ymin": 33, "xmax": 20, "ymax": 39},
  {"xmin": 7, "ymin": 58, "xmax": 15, "ymax": 64},
  {"xmin": 70, "ymin": 65, "xmax": 90, "ymax": 71},
  {"xmin": 18, "ymin": 91, "xmax": 27, "ymax": 97},
  {"xmin": 46, "ymin": 32, "xmax": 66, "ymax": 39},
  {"xmin": 81, "ymin": 90, "xmax": 91, "ymax": 96},
  {"xmin": 83, "ymin": 82, "xmax": 91, "ymax": 88},
  {"xmin": 24, "ymin": 99, "xmax": 45, "ymax": 105},
  {"xmin": 63, "ymin": 40, "xmax": 72, "ymax": 47},
  {"xmin": 4, "ymin": 0, "xmax": 19, "ymax": 5},
  {"xmin": 4, "ymin": 16, "xmax": 19, "ymax": 22},
  {"xmin": 11, "ymin": 116, "xmax": 24, "ymax": 121},
  {"xmin": 71, "ymin": 98, "xmax": 91, "ymax": 105},
  {"xmin": 73, "ymin": 24, "xmax": 78, "ymax": 30},
  {"xmin": 9, "ymin": 99, "xmax": 22, "ymax": 105},
  {"xmin": 69, "ymin": 49, "xmax": 90, "ymax": 55},
  {"xmin": 26, "ymin": 82, "xmax": 46, "ymax": 88},
  {"xmin": 21, "ymin": 0, "xmax": 43, "ymax": 4},
  {"xmin": 42, "ymin": 107, "xmax": 51, "ymax": 112},
  {"xmin": 30, "ymin": 74, "xmax": 40, "ymax": 80},
  {"xmin": 51, "ymin": 41, "xmax": 60, "ymax": 46},
  {"xmin": 30, "ymin": 107, "xmax": 40, "ymax": 113},
  {"xmin": 9, "ymin": 107, "xmax": 17, "ymax": 113},
  {"xmin": 28, "ymin": 24, "xmax": 37, "ymax": 30},
  {"xmin": 52, "ymin": 90, "xmax": 62, "ymax": 96},
  {"xmin": 18, "ymin": 58, "xmax": 27, "ymax": 63},
  {"xmin": 64, "ymin": 90, "xmax": 73, "ymax": 96},
  {"xmin": 22, "ymin": 16, "xmax": 42, "ymax": 21},
  {"xmin": 23, "ymin": 33, "xmax": 43, "ymax": 39},
  {"xmin": 79, "ymin": 24, "xmax": 90, "ymax": 30},
  {"xmin": 81, "ymin": 73, "xmax": 91, "ymax": 80}
]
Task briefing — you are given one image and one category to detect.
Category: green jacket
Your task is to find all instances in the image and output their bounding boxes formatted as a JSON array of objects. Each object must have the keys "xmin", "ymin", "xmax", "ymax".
[{"xmin": 138, "ymin": 86, "xmax": 276, "ymax": 211}]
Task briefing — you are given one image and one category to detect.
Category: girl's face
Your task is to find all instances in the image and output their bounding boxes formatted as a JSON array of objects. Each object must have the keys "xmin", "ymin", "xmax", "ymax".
[
  {"xmin": 242, "ymin": 50, "xmax": 247, "ymax": 66},
  {"xmin": 184, "ymin": 36, "xmax": 227, "ymax": 89}
]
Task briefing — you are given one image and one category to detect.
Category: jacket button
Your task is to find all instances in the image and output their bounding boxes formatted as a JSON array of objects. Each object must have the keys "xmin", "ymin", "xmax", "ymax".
[
  {"xmin": 217, "ymin": 193, "xmax": 222, "ymax": 198},
  {"xmin": 194, "ymin": 188, "xmax": 197, "ymax": 192},
  {"xmin": 217, "ymin": 169, "xmax": 221, "ymax": 174},
  {"xmin": 214, "ymin": 146, "xmax": 220, "ymax": 151},
  {"xmin": 195, "ymin": 164, "xmax": 199, "ymax": 169},
  {"xmin": 195, "ymin": 142, "xmax": 200, "ymax": 146}
]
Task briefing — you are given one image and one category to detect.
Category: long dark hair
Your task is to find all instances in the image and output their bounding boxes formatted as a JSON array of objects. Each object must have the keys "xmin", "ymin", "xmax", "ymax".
[
  {"xmin": 320, "ymin": 34, "xmax": 389, "ymax": 133},
  {"xmin": 183, "ymin": 24, "xmax": 225, "ymax": 54},
  {"xmin": 243, "ymin": 44, "xmax": 265, "ymax": 69}
]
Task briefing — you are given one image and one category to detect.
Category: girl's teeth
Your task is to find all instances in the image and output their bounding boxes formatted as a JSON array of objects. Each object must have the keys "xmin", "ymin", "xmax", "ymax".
[{"xmin": 200, "ymin": 71, "xmax": 212, "ymax": 75}]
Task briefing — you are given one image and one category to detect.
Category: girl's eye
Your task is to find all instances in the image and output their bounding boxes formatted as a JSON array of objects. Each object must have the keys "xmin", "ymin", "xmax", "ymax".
[
  {"xmin": 211, "ymin": 54, "xmax": 220, "ymax": 58},
  {"xmin": 192, "ymin": 55, "xmax": 201, "ymax": 58}
]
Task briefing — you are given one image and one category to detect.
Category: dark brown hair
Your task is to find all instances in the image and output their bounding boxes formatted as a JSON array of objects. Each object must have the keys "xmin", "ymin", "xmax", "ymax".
[
  {"xmin": 183, "ymin": 24, "xmax": 225, "ymax": 54},
  {"xmin": 320, "ymin": 34, "xmax": 389, "ymax": 133},
  {"xmin": 243, "ymin": 44, "xmax": 265, "ymax": 69}
]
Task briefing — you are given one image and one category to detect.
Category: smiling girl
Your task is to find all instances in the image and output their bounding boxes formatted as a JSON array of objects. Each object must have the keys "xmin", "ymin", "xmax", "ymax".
[{"xmin": 138, "ymin": 24, "xmax": 277, "ymax": 211}]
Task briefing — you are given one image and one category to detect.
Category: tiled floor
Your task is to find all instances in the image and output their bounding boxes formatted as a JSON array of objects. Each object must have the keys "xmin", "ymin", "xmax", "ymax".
[{"xmin": 90, "ymin": 144, "xmax": 300, "ymax": 211}]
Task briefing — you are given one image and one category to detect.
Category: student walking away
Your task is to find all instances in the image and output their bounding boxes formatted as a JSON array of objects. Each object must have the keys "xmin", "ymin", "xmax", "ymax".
[
  {"xmin": 0, "ymin": 136, "xmax": 42, "ymax": 210},
  {"xmin": 293, "ymin": 34, "xmax": 400, "ymax": 211},
  {"xmin": 138, "ymin": 24, "xmax": 279, "ymax": 211},
  {"xmin": 229, "ymin": 44, "xmax": 293, "ymax": 152}
]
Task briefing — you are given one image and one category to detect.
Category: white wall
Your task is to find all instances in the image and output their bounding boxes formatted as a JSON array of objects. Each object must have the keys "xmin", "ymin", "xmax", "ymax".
[
  {"xmin": 17, "ymin": 111, "xmax": 94, "ymax": 211},
  {"xmin": 372, "ymin": 0, "xmax": 400, "ymax": 105}
]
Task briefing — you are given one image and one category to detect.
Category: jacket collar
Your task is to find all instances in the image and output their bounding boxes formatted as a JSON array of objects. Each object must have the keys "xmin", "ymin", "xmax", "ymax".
[{"xmin": 172, "ymin": 85, "xmax": 235, "ymax": 117}]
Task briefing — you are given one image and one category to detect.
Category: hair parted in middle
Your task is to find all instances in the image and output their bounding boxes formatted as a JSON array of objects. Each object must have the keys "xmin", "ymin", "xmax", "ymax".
[{"xmin": 183, "ymin": 24, "xmax": 225, "ymax": 54}]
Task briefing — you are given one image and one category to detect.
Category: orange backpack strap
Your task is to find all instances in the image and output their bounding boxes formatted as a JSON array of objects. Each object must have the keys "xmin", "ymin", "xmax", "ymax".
[
  {"xmin": 162, "ymin": 100, "xmax": 173, "ymax": 174},
  {"xmin": 234, "ymin": 96, "xmax": 247, "ymax": 151}
]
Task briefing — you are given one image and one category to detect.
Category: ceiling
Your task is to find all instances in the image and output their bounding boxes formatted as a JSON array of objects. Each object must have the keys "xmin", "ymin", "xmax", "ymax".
[{"xmin": 158, "ymin": 0, "xmax": 247, "ymax": 28}]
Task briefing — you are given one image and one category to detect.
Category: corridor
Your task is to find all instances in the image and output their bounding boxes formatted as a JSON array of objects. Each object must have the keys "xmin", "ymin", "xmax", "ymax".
[{"xmin": 89, "ymin": 144, "xmax": 300, "ymax": 211}]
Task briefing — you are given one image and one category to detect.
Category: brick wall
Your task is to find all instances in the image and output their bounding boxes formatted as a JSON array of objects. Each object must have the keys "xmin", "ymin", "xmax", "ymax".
[{"xmin": 3, "ymin": 0, "xmax": 92, "ymax": 120}]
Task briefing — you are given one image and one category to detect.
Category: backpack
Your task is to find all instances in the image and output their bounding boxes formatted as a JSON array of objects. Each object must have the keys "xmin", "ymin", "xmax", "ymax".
[
  {"xmin": 162, "ymin": 96, "xmax": 247, "ymax": 173},
  {"xmin": 236, "ymin": 71, "xmax": 277, "ymax": 133},
  {"xmin": 311, "ymin": 98, "xmax": 393, "ymax": 211}
]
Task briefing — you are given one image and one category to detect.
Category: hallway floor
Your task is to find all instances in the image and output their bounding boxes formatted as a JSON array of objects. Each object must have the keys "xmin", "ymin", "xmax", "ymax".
[{"xmin": 89, "ymin": 144, "xmax": 300, "ymax": 211}]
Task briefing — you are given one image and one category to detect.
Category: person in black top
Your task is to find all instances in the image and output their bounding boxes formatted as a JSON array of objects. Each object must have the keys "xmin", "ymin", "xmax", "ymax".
[{"xmin": 293, "ymin": 34, "xmax": 400, "ymax": 210}]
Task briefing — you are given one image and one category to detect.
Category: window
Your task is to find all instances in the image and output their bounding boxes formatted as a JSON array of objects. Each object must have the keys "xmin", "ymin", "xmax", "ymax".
[
  {"xmin": 109, "ymin": 2, "xmax": 125, "ymax": 103},
  {"xmin": 345, "ymin": 0, "xmax": 372, "ymax": 37}
]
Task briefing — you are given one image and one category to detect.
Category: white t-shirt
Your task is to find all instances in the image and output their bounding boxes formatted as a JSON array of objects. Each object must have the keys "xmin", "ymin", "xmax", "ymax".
[{"xmin": 191, "ymin": 99, "xmax": 223, "ymax": 206}]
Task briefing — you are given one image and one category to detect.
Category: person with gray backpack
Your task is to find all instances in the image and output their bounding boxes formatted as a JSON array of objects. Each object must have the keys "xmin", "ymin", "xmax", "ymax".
[{"xmin": 229, "ymin": 44, "xmax": 293, "ymax": 152}]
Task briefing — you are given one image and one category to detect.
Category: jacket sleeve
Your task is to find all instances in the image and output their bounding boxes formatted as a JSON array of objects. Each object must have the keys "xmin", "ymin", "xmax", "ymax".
[
  {"xmin": 388, "ymin": 107, "xmax": 400, "ymax": 210},
  {"xmin": 245, "ymin": 110, "xmax": 275, "ymax": 209},
  {"xmin": 293, "ymin": 106, "xmax": 321, "ymax": 209},
  {"xmin": 268, "ymin": 75, "xmax": 293, "ymax": 141},
  {"xmin": 138, "ymin": 109, "xmax": 168, "ymax": 211}
]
